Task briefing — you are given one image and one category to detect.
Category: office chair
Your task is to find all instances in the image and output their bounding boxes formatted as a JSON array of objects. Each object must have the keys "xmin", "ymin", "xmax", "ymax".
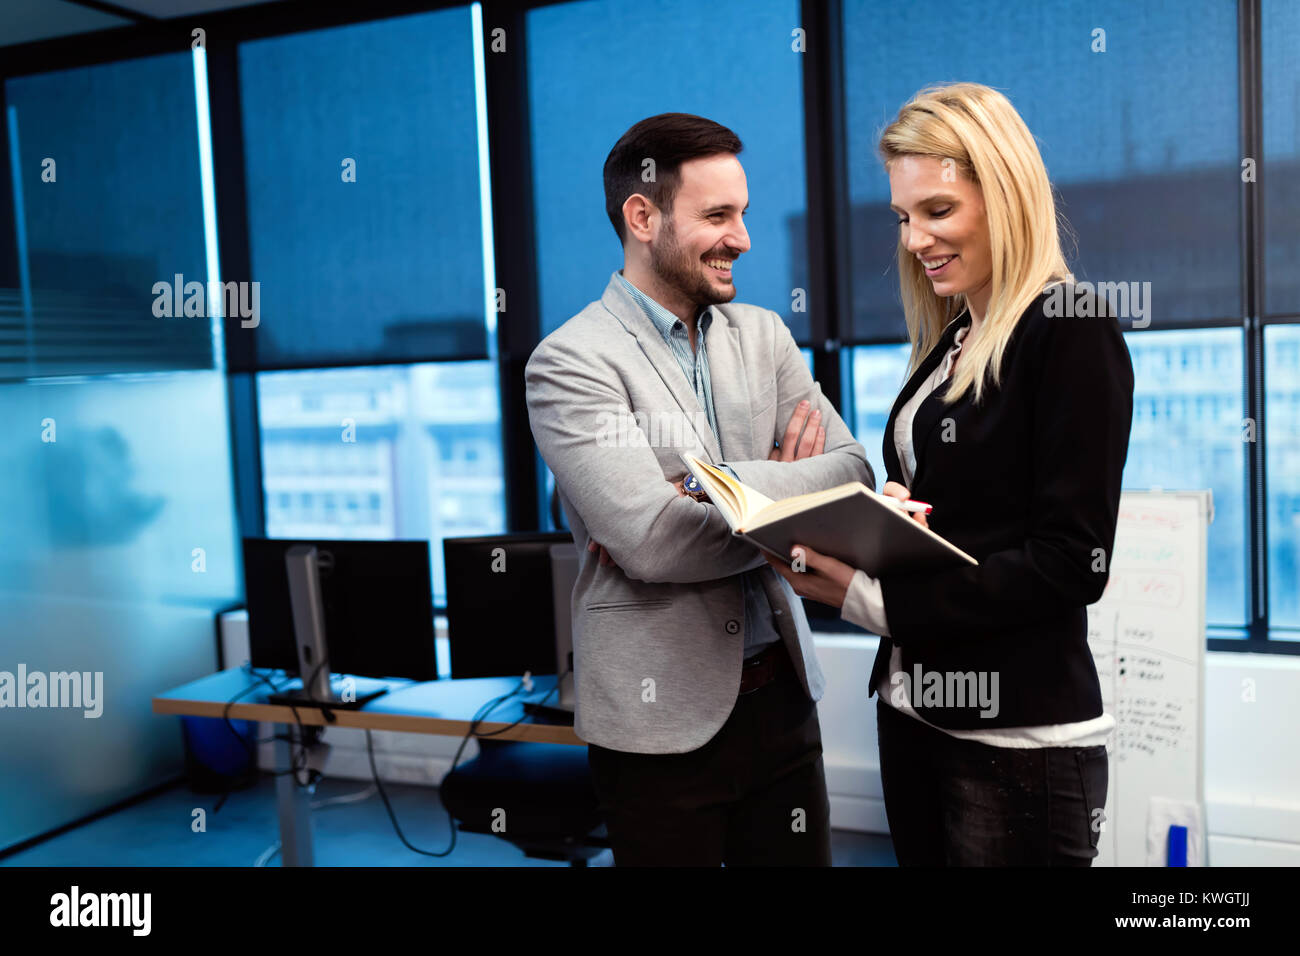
[{"xmin": 439, "ymin": 739, "xmax": 607, "ymax": 865}]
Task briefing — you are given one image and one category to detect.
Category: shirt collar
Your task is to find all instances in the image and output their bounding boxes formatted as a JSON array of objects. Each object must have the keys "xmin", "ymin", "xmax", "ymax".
[{"xmin": 616, "ymin": 270, "xmax": 713, "ymax": 342}]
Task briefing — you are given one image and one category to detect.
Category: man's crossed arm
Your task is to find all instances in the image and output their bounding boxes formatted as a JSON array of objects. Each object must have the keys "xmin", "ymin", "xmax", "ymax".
[{"xmin": 588, "ymin": 400, "xmax": 830, "ymax": 569}]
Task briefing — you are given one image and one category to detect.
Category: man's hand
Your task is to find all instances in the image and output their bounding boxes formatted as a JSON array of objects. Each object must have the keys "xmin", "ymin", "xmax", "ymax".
[
  {"xmin": 768, "ymin": 399, "xmax": 825, "ymax": 461},
  {"xmin": 763, "ymin": 543, "xmax": 855, "ymax": 609},
  {"xmin": 586, "ymin": 538, "xmax": 619, "ymax": 568},
  {"xmin": 882, "ymin": 480, "xmax": 928, "ymax": 529},
  {"xmin": 589, "ymin": 477, "xmax": 690, "ymax": 569}
]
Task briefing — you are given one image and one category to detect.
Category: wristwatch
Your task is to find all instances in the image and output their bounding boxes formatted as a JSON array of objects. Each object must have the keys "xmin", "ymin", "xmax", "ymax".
[{"xmin": 682, "ymin": 472, "xmax": 708, "ymax": 502}]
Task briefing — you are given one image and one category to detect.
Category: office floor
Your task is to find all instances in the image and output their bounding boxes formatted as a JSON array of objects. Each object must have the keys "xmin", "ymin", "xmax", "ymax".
[{"xmin": 2, "ymin": 775, "xmax": 896, "ymax": 867}]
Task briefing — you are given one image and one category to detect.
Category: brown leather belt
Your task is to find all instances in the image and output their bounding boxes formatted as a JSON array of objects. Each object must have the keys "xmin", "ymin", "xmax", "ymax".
[{"xmin": 738, "ymin": 641, "xmax": 788, "ymax": 695}]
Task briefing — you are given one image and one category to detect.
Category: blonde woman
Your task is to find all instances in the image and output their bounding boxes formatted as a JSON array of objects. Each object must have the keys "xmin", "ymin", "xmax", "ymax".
[{"xmin": 766, "ymin": 83, "xmax": 1134, "ymax": 865}]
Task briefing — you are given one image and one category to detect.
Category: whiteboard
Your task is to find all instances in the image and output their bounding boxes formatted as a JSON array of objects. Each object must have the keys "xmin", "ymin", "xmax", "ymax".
[{"xmin": 1087, "ymin": 491, "xmax": 1210, "ymax": 866}]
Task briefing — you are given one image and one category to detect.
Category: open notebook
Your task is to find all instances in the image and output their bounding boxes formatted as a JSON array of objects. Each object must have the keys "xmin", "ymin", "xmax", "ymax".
[{"xmin": 681, "ymin": 452, "xmax": 977, "ymax": 577}]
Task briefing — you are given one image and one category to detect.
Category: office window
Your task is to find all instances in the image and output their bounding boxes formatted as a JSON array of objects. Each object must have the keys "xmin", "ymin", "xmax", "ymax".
[
  {"xmin": 848, "ymin": 344, "xmax": 913, "ymax": 490},
  {"xmin": 3, "ymin": 54, "xmax": 214, "ymax": 379},
  {"xmin": 841, "ymin": 0, "xmax": 1240, "ymax": 340},
  {"xmin": 1262, "ymin": 0, "xmax": 1300, "ymax": 316},
  {"xmin": 236, "ymin": 7, "xmax": 489, "ymax": 369},
  {"xmin": 1123, "ymin": 329, "xmax": 1245, "ymax": 627},
  {"xmin": 527, "ymin": 0, "xmax": 809, "ymax": 341},
  {"xmin": 257, "ymin": 361, "xmax": 505, "ymax": 604},
  {"xmin": 1266, "ymin": 325, "xmax": 1300, "ymax": 630}
]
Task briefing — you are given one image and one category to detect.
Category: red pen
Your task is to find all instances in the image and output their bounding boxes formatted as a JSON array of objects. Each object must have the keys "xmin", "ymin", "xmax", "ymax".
[{"xmin": 893, "ymin": 499, "xmax": 932, "ymax": 515}]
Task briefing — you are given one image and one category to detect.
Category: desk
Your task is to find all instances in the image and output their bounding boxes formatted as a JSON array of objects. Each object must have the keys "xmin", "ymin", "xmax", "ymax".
[{"xmin": 153, "ymin": 668, "xmax": 582, "ymax": 866}]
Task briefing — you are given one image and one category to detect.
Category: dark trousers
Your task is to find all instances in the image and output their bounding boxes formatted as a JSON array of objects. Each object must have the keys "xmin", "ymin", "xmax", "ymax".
[
  {"xmin": 587, "ymin": 643, "xmax": 832, "ymax": 866},
  {"xmin": 876, "ymin": 697, "xmax": 1108, "ymax": 866}
]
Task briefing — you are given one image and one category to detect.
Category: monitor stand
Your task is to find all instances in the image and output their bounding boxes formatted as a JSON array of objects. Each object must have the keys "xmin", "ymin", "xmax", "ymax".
[{"xmin": 270, "ymin": 544, "xmax": 391, "ymax": 711}]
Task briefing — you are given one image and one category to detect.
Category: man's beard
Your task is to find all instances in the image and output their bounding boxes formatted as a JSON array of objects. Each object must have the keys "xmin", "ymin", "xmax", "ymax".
[{"xmin": 649, "ymin": 219, "xmax": 736, "ymax": 308}]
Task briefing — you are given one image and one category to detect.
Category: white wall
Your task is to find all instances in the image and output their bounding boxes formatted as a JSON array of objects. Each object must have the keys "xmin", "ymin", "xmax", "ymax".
[{"xmin": 1200, "ymin": 651, "xmax": 1300, "ymax": 865}]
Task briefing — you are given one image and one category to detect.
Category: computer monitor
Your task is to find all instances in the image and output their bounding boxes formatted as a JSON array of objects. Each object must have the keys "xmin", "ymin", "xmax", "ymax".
[
  {"xmin": 243, "ymin": 538, "xmax": 438, "ymax": 681},
  {"xmin": 442, "ymin": 532, "xmax": 574, "ymax": 681}
]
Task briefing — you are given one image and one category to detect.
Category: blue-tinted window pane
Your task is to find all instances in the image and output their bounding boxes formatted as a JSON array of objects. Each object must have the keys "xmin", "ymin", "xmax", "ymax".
[
  {"xmin": 1124, "ymin": 329, "xmax": 1246, "ymax": 626},
  {"xmin": 257, "ymin": 362, "xmax": 504, "ymax": 604},
  {"xmin": 849, "ymin": 344, "xmax": 912, "ymax": 491},
  {"xmin": 1266, "ymin": 325, "xmax": 1300, "ymax": 627},
  {"xmin": 527, "ymin": 0, "xmax": 808, "ymax": 341},
  {"xmin": 4, "ymin": 54, "xmax": 214, "ymax": 377},
  {"xmin": 1263, "ymin": 0, "xmax": 1300, "ymax": 316},
  {"xmin": 842, "ymin": 0, "xmax": 1240, "ymax": 339},
  {"xmin": 238, "ymin": 8, "xmax": 488, "ymax": 368}
]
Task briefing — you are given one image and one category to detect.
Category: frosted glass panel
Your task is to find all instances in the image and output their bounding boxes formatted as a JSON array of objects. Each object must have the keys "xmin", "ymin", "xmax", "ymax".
[{"xmin": 0, "ymin": 372, "xmax": 241, "ymax": 850}]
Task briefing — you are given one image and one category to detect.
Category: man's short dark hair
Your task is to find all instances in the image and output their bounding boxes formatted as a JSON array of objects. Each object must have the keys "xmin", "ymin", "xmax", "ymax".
[{"xmin": 603, "ymin": 113, "xmax": 743, "ymax": 244}]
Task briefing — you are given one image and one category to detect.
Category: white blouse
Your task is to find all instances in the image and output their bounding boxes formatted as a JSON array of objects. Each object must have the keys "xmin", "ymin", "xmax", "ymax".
[{"xmin": 841, "ymin": 321, "xmax": 1114, "ymax": 748}]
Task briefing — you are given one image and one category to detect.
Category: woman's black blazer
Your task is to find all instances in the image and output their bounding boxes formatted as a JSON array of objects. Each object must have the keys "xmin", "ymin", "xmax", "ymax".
[{"xmin": 872, "ymin": 286, "xmax": 1135, "ymax": 729}]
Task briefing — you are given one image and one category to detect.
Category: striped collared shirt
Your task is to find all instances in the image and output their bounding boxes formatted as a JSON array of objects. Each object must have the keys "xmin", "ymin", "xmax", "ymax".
[{"xmin": 616, "ymin": 271, "xmax": 782, "ymax": 660}]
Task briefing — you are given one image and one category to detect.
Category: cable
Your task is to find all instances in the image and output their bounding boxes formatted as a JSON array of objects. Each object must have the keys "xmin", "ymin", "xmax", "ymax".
[
  {"xmin": 310, "ymin": 783, "xmax": 378, "ymax": 810},
  {"xmin": 246, "ymin": 666, "xmax": 319, "ymax": 788},
  {"xmin": 234, "ymin": 668, "xmax": 566, "ymax": 860},
  {"xmin": 212, "ymin": 664, "xmax": 327, "ymax": 814},
  {"xmin": 364, "ymin": 672, "xmax": 566, "ymax": 858},
  {"xmin": 361, "ymin": 678, "xmax": 524, "ymax": 857},
  {"xmin": 253, "ymin": 840, "xmax": 281, "ymax": 868},
  {"xmin": 212, "ymin": 666, "xmax": 299, "ymax": 813},
  {"xmin": 298, "ymin": 656, "xmax": 338, "ymax": 724},
  {"xmin": 459, "ymin": 672, "xmax": 563, "ymax": 741},
  {"xmin": 219, "ymin": 657, "xmax": 417, "ymax": 814}
]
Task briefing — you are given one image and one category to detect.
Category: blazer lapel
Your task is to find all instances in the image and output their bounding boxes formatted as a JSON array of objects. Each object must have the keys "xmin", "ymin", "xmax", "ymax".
[
  {"xmin": 883, "ymin": 309, "xmax": 971, "ymax": 483},
  {"xmin": 599, "ymin": 274, "xmax": 723, "ymax": 462},
  {"xmin": 909, "ymin": 379, "xmax": 957, "ymax": 485},
  {"xmin": 698, "ymin": 315, "xmax": 753, "ymax": 463}
]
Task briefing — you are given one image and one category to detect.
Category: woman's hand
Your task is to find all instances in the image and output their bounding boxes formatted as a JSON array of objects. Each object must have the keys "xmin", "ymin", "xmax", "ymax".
[
  {"xmin": 882, "ymin": 480, "xmax": 928, "ymax": 529},
  {"xmin": 764, "ymin": 543, "xmax": 856, "ymax": 609}
]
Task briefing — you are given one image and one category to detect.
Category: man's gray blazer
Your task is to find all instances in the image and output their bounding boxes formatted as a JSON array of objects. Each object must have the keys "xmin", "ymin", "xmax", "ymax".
[{"xmin": 525, "ymin": 272, "xmax": 873, "ymax": 754}]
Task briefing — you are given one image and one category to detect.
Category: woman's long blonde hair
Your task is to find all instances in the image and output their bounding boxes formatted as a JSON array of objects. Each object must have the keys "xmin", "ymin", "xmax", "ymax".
[{"xmin": 878, "ymin": 82, "xmax": 1074, "ymax": 405}]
